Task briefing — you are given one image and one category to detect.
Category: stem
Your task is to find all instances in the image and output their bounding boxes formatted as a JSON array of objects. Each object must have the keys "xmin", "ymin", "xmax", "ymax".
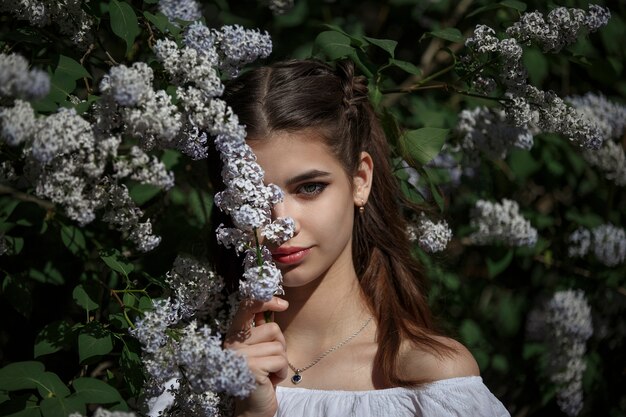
[
  {"xmin": 110, "ymin": 289, "xmax": 136, "ymax": 329},
  {"xmin": 0, "ymin": 184, "xmax": 55, "ymax": 210}
]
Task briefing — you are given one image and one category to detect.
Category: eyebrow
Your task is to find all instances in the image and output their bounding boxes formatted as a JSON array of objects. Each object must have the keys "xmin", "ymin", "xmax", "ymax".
[{"xmin": 285, "ymin": 169, "xmax": 331, "ymax": 187}]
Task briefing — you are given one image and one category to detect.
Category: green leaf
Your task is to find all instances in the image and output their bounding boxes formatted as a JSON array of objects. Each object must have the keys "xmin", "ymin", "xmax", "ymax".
[
  {"xmin": 523, "ymin": 47, "xmax": 549, "ymax": 85},
  {"xmin": 120, "ymin": 343, "xmax": 144, "ymax": 396},
  {"xmin": 313, "ymin": 31, "xmax": 357, "ymax": 61},
  {"xmin": 40, "ymin": 396, "xmax": 84, "ymax": 417},
  {"xmin": 56, "ymin": 55, "xmax": 91, "ymax": 80},
  {"xmin": 143, "ymin": 11, "xmax": 172, "ymax": 34},
  {"xmin": 363, "ymin": 36, "xmax": 397, "ymax": 57},
  {"xmin": 429, "ymin": 28, "xmax": 464, "ymax": 43},
  {"xmin": 401, "ymin": 128, "xmax": 449, "ymax": 165},
  {"xmin": 0, "ymin": 362, "xmax": 45, "ymax": 391},
  {"xmin": 72, "ymin": 377, "xmax": 122, "ymax": 404},
  {"xmin": 34, "ymin": 321, "xmax": 73, "ymax": 358},
  {"xmin": 60, "ymin": 225, "xmax": 86, "ymax": 256},
  {"xmin": 129, "ymin": 183, "xmax": 161, "ymax": 205},
  {"xmin": 459, "ymin": 319, "xmax": 484, "ymax": 347},
  {"xmin": 486, "ymin": 250, "xmax": 514, "ymax": 278},
  {"xmin": 0, "ymin": 393, "xmax": 40, "ymax": 417},
  {"xmin": 0, "ymin": 198, "xmax": 20, "ymax": 222},
  {"xmin": 35, "ymin": 373, "xmax": 70, "ymax": 399},
  {"xmin": 507, "ymin": 149, "xmax": 541, "ymax": 181},
  {"xmin": 491, "ymin": 354, "xmax": 509, "ymax": 373},
  {"xmin": 78, "ymin": 324, "xmax": 114, "ymax": 363},
  {"xmin": 388, "ymin": 59, "xmax": 421, "ymax": 75},
  {"xmin": 100, "ymin": 249, "xmax": 134, "ymax": 276},
  {"xmin": 72, "ymin": 284, "xmax": 100, "ymax": 312},
  {"xmin": 110, "ymin": 0, "xmax": 141, "ymax": 55},
  {"xmin": 499, "ymin": 0, "xmax": 527, "ymax": 12},
  {"xmin": 2, "ymin": 276, "xmax": 33, "ymax": 318},
  {"xmin": 423, "ymin": 168, "xmax": 445, "ymax": 212},
  {"xmin": 47, "ymin": 72, "xmax": 76, "ymax": 103}
]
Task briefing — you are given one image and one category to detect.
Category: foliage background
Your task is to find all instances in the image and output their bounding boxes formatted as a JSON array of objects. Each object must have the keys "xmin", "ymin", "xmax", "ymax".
[{"xmin": 0, "ymin": 0, "xmax": 625, "ymax": 416}]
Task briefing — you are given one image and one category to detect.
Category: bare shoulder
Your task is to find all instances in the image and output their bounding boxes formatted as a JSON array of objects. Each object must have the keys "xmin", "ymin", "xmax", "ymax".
[{"xmin": 398, "ymin": 336, "xmax": 480, "ymax": 381}]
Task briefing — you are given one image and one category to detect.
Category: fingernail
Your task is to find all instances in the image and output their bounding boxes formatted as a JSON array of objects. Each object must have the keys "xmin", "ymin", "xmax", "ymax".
[{"xmin": 276, "ymin": 297, "xmax": 288, "ymax": 307}]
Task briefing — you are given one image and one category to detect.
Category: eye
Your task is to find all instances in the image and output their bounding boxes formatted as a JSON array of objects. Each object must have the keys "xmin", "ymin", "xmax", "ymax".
[{"xmin": 296, "ymin": 182, "xmax": 327, "ymax": 197}]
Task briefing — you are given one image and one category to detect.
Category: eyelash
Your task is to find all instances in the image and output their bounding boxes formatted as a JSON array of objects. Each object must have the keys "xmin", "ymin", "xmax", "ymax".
[{"xmin": 296, "ymin": 182, "xmax": 327, "ymax": 197}]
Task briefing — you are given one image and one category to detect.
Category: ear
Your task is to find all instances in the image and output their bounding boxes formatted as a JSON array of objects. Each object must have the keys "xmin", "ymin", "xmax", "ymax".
[{"xmin": 353, "ymin": 151, "xmax": 373, "ymax": 206}]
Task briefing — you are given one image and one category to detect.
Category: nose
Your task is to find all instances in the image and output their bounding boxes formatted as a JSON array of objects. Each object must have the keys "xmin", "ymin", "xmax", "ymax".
[{"xmin": 271, "ymin": 199, "xmax": 299, "ymax": 235}]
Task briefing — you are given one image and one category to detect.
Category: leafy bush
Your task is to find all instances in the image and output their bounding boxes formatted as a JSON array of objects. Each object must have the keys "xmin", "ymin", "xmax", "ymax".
[{"xmin": 1, "ymin": 0, "xmax": 624, "ymax": 416}]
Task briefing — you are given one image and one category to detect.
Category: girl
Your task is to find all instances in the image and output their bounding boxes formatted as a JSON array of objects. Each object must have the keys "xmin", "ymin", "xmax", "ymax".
[{"xmin": 210, "ymin": 59, "xmax": 510, "ymax": 417}]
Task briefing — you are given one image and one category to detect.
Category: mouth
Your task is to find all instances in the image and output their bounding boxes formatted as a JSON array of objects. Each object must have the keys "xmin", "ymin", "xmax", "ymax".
[{"xmin": 271, "ymin": 247, "xmax": 311, "ymax": 265}]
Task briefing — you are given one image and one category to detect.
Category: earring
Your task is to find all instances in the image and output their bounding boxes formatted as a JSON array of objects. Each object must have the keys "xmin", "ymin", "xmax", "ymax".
[{"xmin": 359, "ymin": 198, "xmax": 365, "ymax": 214}]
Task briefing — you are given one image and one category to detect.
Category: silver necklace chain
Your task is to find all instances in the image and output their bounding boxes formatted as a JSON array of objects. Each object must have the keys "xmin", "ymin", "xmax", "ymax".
[{"xmin": 287, "ymin": 316, "xmax": 373, "ymax": 384}]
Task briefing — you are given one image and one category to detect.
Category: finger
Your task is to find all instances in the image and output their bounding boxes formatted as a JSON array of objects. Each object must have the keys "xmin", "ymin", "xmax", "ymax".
[
  {"xmin": 228, "ymin": 297, "xmax": 288, "ymax": 336},
  {"xmin": 248, "ymin": 355, "xmax": 288, "ymax": 381},
  {"xmin": 254, "ymin": 310, "xmax": 273, "ymax": 326},
  {"xmin": 235, "ymin": 341, "xmax": 286, "ymax": 358},
  {"xmin": 228, "ymin": 322, "xmax": 287, "ymax": 351}
]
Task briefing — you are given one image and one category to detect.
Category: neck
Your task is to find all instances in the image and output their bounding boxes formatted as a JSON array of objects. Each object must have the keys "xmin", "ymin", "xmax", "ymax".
[{"xmin": 274, "ymin": 258, "xmax": 373, "ymax": 358}]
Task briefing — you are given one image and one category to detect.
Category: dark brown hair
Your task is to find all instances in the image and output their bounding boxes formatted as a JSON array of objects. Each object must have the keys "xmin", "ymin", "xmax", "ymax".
[{"xmin": 209, "ymin": 59, "xmax": 454, "ymax": 387}]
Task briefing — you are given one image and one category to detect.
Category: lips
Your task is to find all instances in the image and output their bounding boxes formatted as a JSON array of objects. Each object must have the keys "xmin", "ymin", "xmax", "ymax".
[{"xmin": 271, "ymin": 246, "xmax": 311, "ymax": 264}]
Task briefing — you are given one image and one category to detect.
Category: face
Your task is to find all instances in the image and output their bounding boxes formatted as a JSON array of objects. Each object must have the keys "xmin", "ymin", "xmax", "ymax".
[{"xmin": 249, "ymin": 129, "xmax": 371, "ymax": 289}]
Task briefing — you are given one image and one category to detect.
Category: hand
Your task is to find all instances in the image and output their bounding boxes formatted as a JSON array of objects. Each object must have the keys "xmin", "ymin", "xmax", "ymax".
[{"xmin": 224, "ymin": 296, "xmax": 289, "ymax": 417}]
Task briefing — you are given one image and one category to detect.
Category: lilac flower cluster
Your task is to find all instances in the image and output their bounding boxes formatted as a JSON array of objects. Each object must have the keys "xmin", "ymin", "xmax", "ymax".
[
  {"xmin": 407, "ymin": 213, "xmax": 452, "ymax": 253},
  {"xmin": 568, "ymin": 224, "xmax": 626, "ymax": 267},
  {"xmin": 165, "ymin": 255, "xmax": 225, "ymax": 319},
  {"xmin": 506, "ymin": 5, "xmax": 610, "ymax": 53},
  {"xmin": 464, "ymin": 5, "xmax": 611, "ymax": 150},
  {"xmin": 468, "ymin": 199, "xmax": 538, "ymax": 247},
  {"xmin": 132, "ymin": 258, "xmax": 255, "ymax": 416},
  {"xmin": 265, "ymin": 0, "xmax": 295, "ymax": 16},
  {"xmin": 529, "ymin": 290, "xmax": 594, "ymax": 417},
  {"xmin": 0, "ymin": 95, "xmax": 167, "ymax": 251},
  {"xmin": 0, "ymin": 53, "xmax": 50, "ymax": 100},
  {"xmin": 183, "ymin": 22, "xmax": 273, "ymax": 77},
  {"xmin": 568, "ymin": 93, "xmax": 626, "ymax": 186},
  {"xmin": 158, "ymin": 0, "xmax": 202, "ymax": 24},
  {"xmin": 0, "ymin": 0, "xmax": 95, "ymax": 48},
  {"xmin": 213, "ymin": 128, "xmax": 295, "ymax": 301},
  {"xmin": 455, "ymin": 106, "xmax": 534, "ymax": 161}
]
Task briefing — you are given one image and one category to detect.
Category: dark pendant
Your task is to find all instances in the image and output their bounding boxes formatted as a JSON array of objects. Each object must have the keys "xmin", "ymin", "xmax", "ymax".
[{"xmin": 291, "ymin": 373, "xmax": 302, "ymax": 385}]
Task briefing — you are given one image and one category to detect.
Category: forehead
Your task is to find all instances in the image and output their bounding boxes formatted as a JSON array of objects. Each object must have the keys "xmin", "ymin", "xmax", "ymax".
[{"xmin": 249, "ymin": 130, "xmax": 346, "ymax": 182}]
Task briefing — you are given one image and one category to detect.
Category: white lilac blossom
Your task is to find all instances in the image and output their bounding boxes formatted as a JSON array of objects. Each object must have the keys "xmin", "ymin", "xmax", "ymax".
[
  {"xmin": 568, "ymin": 224, "xmax": 626, "ymax": 267},
  {"xmin": 121, "ymin": 89, "xmax": 183, "ymax": 150},
  {"xmin": 154, "ymin": 39, "xmax": 224, "ymax": 98},
  {"xmin": 506, "ymin": 5, "xmax": 610, "ymax": 53},
  {"xmin": 581, "ymin": 140, "xmax": 626, "ymax": 186},
  {"xmin": 0, "ymin": 100, "xmax": 38, "ymax": 146},
  {"xmin": 0, "ymin": 0, "xmax": 95, "ymax": 48},
  {"xmin": 455, "ymin": 106, "xmax": 534, "ymax": 160},
  {"xmin": 240, "ymin": 264, "xmax": 283, "ymax": 301},
  {"xmin": 0, "ymin": 161, "xmax": 16, "ymax": 183},
  {"xmin": 165, "ymin": 255, "xmax": 225, "ymax": 319},
  {"xmin": 544, "ymin": 290, "xmax": 593, "ymax": 416},
  {"xmin": 0, "ymin": 53, "xmax": 50, "ymax": 100},
  {"xmin": 262, "ymin": 217, "xmax": 296, "ymax": 245},
  {"xmin": 213, "ymin": 25, "xmax": 273, "ymax": 77},
  {"xmin": 264, "ymin": 0, "xmax": 295, "ymax": 15},
  {"xmin": 114, "ymin": 146, "xmax": 175, "ymax": 190},
  {"xmin": 158, "ymin": 0, "xmax": 202, "ymax": 23},
  {"xmin": 407, "ymin": 213, "xmax": 452, "ymax": 253},
  {"xmin": 0, "ymin": 234, "xmax": 7, "ymax": 256},
  {"xmin": 464, "ymin": 6, "xmax": 610, "ymax": 150},
  {"xmin": 100, "ymin": 63, "xmax": 154, "ymax": 107},
  {"xmin": 182, "ymin": 23, "xmax": 272, "ymax": 77},
  {"xmin": 568, "ymin": 93, "xmax": 626, "ymax": 186},
  {"xmin": 468, "ymin": 198, "xmax": 538, "ymax": 247},
  {"xmin": 568, "ymin": 93, "xmax": 626, "ymax": 141},
  {"xmin": 131, "ymin": 298, "xmax": 182, "ymax": 354}
]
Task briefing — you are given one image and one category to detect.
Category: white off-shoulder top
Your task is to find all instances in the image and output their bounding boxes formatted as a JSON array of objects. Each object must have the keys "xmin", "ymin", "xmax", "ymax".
[{"xmin": 274, "ymin": 376, "xmax": 510, "ymax": 417}]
